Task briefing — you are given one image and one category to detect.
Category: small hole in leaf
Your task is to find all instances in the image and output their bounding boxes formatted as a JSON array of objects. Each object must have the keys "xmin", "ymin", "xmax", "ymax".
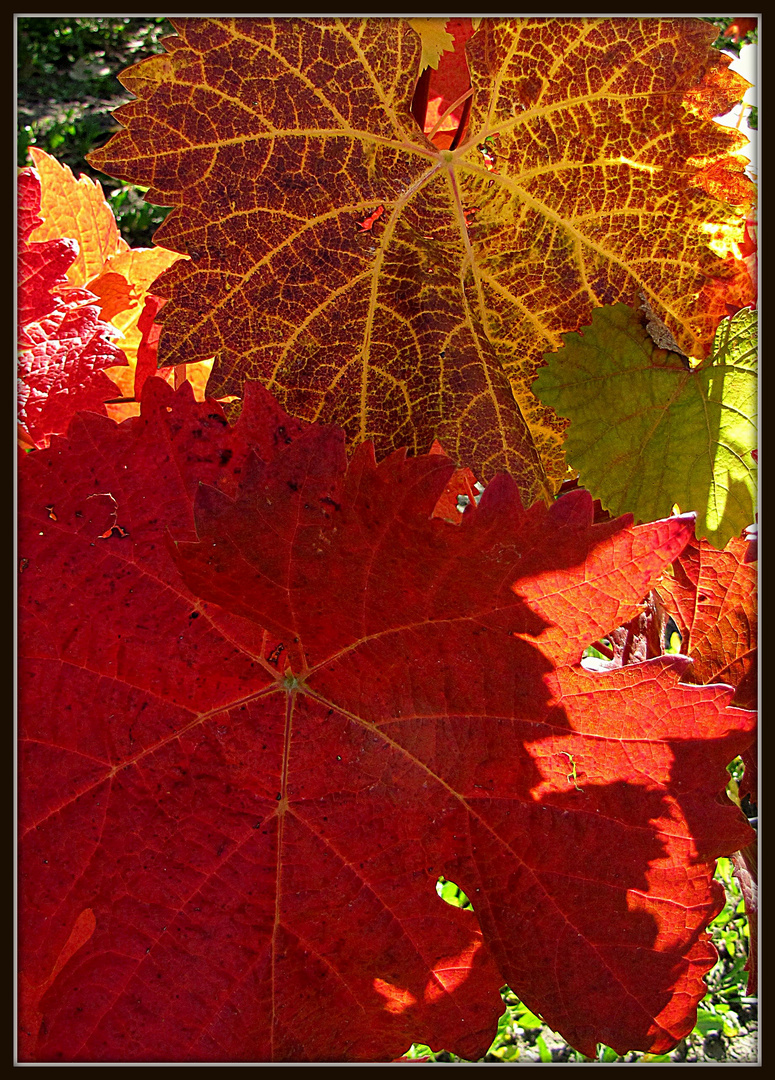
[{"xmin": 436, "ymin": 876, "xmax": 474, "ymax": 911}]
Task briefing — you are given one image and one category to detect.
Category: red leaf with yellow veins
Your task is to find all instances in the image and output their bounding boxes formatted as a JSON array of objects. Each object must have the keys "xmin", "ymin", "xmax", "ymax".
[
  {"xmin": 19, "ymin": 381, "xmax": 753, "ymax": 1061},
  {"xmin": 88, "ymin": 18, "xmax": 753, "ymax": 498}
]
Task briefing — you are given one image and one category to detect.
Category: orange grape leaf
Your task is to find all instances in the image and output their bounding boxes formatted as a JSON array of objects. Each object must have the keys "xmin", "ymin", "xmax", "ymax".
[
  {"xmin": 88, "ymin": 17, "xmax": 754, "ymax": 497},
  {"xmin": 23, "ymin": 149, "xmax": 192, "ymax": 423},
  {"xmin": 28, "ymin": 147, "xmax": 129, "ymax": 288},
  {"xmin": 84, "ymin": 270, "xmax": 135, "ymax": 324}
]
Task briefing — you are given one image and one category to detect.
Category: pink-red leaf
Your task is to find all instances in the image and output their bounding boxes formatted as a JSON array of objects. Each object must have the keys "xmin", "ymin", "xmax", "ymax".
[{"xmin": 19, "ymin": 383, "xmax": 754, "ymax": 1061}]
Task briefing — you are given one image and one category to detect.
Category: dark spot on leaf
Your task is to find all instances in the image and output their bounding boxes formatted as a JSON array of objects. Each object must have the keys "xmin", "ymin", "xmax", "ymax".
[
  {"xmin": 219, "ymin": 448, "xmax": 233, "ymax": 466},
  {"xmin": 267, "ymin": 642, "xmax": 285, "ymax": 666},
  {"xmin": 189, "ymin": 611, "xmax": 200, "ymax": 619}
]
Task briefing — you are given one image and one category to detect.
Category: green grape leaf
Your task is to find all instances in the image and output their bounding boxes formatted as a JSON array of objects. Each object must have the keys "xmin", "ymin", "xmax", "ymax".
[{"xmin": 533, "ymin": 304, "xmax": 757, "ymax": 549}]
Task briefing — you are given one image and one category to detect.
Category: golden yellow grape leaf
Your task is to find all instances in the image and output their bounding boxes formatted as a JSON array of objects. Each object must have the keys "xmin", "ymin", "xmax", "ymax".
[
  {"xmin": 88, "ymin": 18, "xmax": 753, "ymax": 498},
  {"xmin": 28, "ymin": 147, "xmax": 129, "ymax": 287},
  {"xmin": 406, "ymin": 18, "xmax": 455, "ymax": 71}
]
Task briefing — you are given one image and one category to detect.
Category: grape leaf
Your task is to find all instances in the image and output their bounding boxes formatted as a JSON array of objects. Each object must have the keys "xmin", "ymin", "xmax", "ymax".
[
  {"xmin": 413, "ymin": 18, "xmax": 476, "ymax": 149},
  {"xmin": 87, "ymin": 17, "xmax": 753, "ymax": 497},
  {"xmin": 657, "ymin": 535, "xmax": 756, "ymax": 710},
  {"xmin": 18, "ymin": 170, "xmax": 82, "ymax": 332},
  {"xmin": 20, "ymin": 149, "xmax": 210, "ymax": 427},
  {"xmin": 18, "ymin": 167, "xmax": 128, "ymax": 449},
  {"xmin": 19, "ymin": 380, "xmax": 753, "ymax": 1061},
  {"xmin": 27, "ymin": 146, "xmax": 129, "ymax": 288},
  {"xmin": 533, "ymin": 304, "xmax": 757, "ymax": 549},
  {"xmin": 657, "ymin": 533, "xmax": 757, "ymax": 806},
  {"xmin": 406, "ymin": 18, "xmax": 455, "ymax": 72}
]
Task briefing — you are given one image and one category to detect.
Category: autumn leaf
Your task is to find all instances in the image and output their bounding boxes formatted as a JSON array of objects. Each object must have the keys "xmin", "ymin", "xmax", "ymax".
[
  {"xmin": 18, "ymin": 167, "xmax": 128, "ymax": 449},
  {"xmin": 533, "ymin": 304, "xmax": 757, "ymax": 549},
  {"xmin": 27, "ymin": 146, "xmax": 129, "ymax": 288},
  {"xmin": 21, "ymin": 148, "xmax": 212, "ymax": 426},
  {"xmin": 87, "ymin": 17, "xmax": 753, "ymax": 499},
  {"xmin": 407, "ymin": 18, "xmax": 455, "ymax": 72},
  {"xmin": 411, "ymin": 18, "xmax": 477, "ymax": 149},
  {"xmin": 18, "ymin": 169, "xmax": 82, "ymax": 332},
  {"xmin": 657, "ymin": 532, "xmax": 756, "ymax": 808},
  {"xmin": 19, "ymin": 380, "xmax": 753, "ymax": 1061},
  {"xmin": 657, "ymin": 535, "xmax": 756, "ymax": 710}
]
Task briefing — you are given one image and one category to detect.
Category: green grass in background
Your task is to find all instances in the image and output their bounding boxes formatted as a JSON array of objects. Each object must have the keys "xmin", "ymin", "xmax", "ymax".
[{"xmin": 18, "ymin": 17, "xmax": 174, "ymax": 246}]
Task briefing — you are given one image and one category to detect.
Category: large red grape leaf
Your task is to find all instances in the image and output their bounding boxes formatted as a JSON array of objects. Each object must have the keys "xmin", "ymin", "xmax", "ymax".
[
  {"xmin": 19, "ymin": 380, "xmax": 753, "ymax": 1061},
  {"xmin": 87, "ymin": 17, "xmax": 754, "ymax": 496}
]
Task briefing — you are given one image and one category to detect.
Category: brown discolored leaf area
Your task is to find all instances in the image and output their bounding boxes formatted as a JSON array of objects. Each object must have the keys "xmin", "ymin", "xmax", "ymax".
[{"xmin": 88, "ymin": 17, "xmax": 753, "ymax": 499}]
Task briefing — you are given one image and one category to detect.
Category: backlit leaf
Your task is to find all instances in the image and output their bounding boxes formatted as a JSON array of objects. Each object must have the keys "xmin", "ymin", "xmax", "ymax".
[
  {"xmin": 88, "ymin": 17, "xmax": 753, "ymax": 498},
  {"xmin": 19, "ymin": 381, "xmax": 753, "ymax": 1061},
  {"xmin": 18, "ymin": 167, "xmax": 127, "ymax": 448},
  {"xmin": 406, "ymin": 18, "xmax": 455, "ymax": 72},
  {"xmin": 657, "ymin": 533, "xmax": 757, "ymax": 803},
  {"xmin": 657, "ymin": 535, "xmax": 756, "ymax": 710},
  {"xmin": 533, "ymin": 304, "xmax": 757, "ymax": 549},
  {"xmin": 28, "ymin": 146, "xmax": 129, "ymax": 288}
]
